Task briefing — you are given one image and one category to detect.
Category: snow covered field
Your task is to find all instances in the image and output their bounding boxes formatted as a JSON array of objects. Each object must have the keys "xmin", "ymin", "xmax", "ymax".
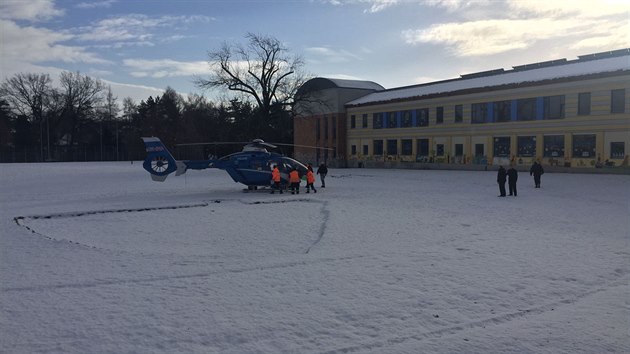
[{"xmin": 1, "ymin": 162, "xmax": 628, "ymax": 353}]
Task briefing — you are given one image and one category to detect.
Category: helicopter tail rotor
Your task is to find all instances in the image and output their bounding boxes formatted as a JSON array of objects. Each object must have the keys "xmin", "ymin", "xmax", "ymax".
[{"xmin": 141, "ymin": 137, "xmax": 181, "ymax": 181}]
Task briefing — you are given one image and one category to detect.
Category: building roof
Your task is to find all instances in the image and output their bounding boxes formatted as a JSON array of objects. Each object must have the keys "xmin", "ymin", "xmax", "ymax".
[
  {"xmin": 297, "ymin": 77, "xmax": 384, "ymax": 94},
  {"xmin": 347, "ymin": 49, "xmax": 630, "ymax": 107}
]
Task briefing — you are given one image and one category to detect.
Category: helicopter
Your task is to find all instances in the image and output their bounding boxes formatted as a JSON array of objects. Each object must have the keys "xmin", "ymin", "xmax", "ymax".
[{"xmin": 141, "ymin": 137, "xmax": 312, "ymax": 190}]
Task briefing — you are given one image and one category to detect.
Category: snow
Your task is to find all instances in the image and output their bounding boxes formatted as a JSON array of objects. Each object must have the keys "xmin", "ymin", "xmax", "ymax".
[
  {"xmin": 348, "ymin": 55, "xmax": 630, "ymax": 106},
  {"xmin": 1, "ymin": 162, "xmax": 629, "ymax": 353}
]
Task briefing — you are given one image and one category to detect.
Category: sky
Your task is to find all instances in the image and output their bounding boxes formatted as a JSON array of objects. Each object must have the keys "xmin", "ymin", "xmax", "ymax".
[
  {"xmin": 1, "ymin": 0, "xmax": 629, "ymax": 103},
  {"xmin": 1, "ymin": 162, "xmax": 628, "ymax": 352}
]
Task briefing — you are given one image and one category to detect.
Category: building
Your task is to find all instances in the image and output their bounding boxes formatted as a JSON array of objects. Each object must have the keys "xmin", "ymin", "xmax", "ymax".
[
  {"xmin": 293, "ymin": 78, "xmax": 384, "ymax": 166},
  {"xmin": 294, "ymin": 49, "xmax": 630, "ymax": 171}
]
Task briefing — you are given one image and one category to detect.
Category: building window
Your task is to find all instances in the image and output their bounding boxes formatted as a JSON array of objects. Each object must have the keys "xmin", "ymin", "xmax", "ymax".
[
  {"xmin": 324, "ymin": 116, "xmax": 329, "ymax": 139},
  {"xmin": 332, "ymin": 116, "xmax": 336, "ymax": 139},
  {"xmin": 611, "ymin": 89, "xmax": 625, "ymax": 113},
  {"xmin": 544, "ymin": 95, "xmax": 565, "ymax": 119},
  {"xmin": 572, "ymin": 134, "xmax": 596, "ymax": 158},
  {"xmin": 387, "ymin": 139, "xmax": 397, "ymax": 155},
  {"xmin": 543, "ymin": 135, "xmax": 564, "ymax": 158},
  {"xmin": 316, "ymin": 118, "xmax": 320, "ymax": 140},
  {"xmin": 455, "ymin": 144, "xmax": 463, "ymax": 157},
  {"xmin": 517, "ymin": 136, "xmax": 536, "ymax": 157},
  {"xmin": 401, "ymin": 139, "xmax": 412, "ymax": 155},
  {"xmin": 362, "ymin": 145, "xmax": 368, "ymax": 156},
  {"xmin": 417, "ymin": 139, "xmax": 429, "ymax": 156},
  {"xmin": 611, "ymin": 142, "xmax": 625, "ymax": 159},
  {"xmin": 373, "ymin": 140, "xmax": 383, "ymax": 155},
  {"xmin": 493, "ymin": 100, "xmax": 511, "ymax": 122},
  {"xmin": 454, "ymin": 104, "xmax": 463, "ymax": 123},
  {"xmin": 578, "ymin": 92, "xmax": 591, "ymax": 115},
  {"xmin": 350, "ymin": 115, "xmax": 356, "ymax": 129},
  {"xmin": 475, "ymin": 144, "xmax": 484, "ymax": 157},
  {"xmin": 436, "ymin": 106, "xmax": 444, "ymax": 124},
  {"xmin": 436, "ymin": 144, "xmax": 444, "ymax": 156},
  {"xmin": 471, "ymin": 103, "xmax": 487, "ymax": 124},
  {"xmin": 373, "ymin": 113, "xmax": 383, "ymax": 129},
  {"xmin": 351, "ymin": 145, "xmax": 357, "ymax": 155},
  {"xmin": 362, "ymin": 114, "xmax": 368, "ymax": 128},
  {"xmin": 401, "ymin": 110, "xmax": 412, "ymax": 127},
  {"xmin": 387, "ymin": 112, "xmax": 397, "ymax": 128},
  {"xmin": 493, "ymin": 137, "xmax": 510, "ymax": 157},
  {"xmin": 517, "ymin": 98, "xmax": 536, "ymax": 121},
  {"xmin": 416, "ymin": 108, "xmax": 429, "ymax": 127}
]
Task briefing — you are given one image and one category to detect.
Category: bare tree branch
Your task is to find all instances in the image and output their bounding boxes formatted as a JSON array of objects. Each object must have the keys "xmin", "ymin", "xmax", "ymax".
[
  {"xmin": 196, "ymin": 32, "xmax": 310, "ymax": 119},
  {"xmin": 0, "ymin": 73, "xmax": 52, "ymax": 122}
]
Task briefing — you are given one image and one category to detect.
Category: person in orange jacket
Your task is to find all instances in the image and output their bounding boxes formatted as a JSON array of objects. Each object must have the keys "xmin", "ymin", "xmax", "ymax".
[
  {"xmin": 305, "ymin": 169, "xmax": 317, "ymax": 193},
  {"xmin": 289, "ymin": 167, "xmax": 300, "ymax": 194},
  {"xmin": 270, "ymin": 164, "xmax": 282, "ymax": 194}
]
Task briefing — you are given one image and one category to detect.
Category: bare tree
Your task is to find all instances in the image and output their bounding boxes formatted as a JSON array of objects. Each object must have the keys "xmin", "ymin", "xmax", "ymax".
[
  {"xmin": 58, "ymin": 71, "xmax": 106, "ymax": 147},
  {"xmin": 103, "ymin": 86, "xmax": 120, "ymax": 120},
  {"xmin": 196, "ymin": 33, "xmax": 309, "ymax": 119},
  {"xmin": 59, "ymin": 71, "xmax": 105, "ymax": 116},
  {"xmin": 122, "ymin": 97, "xmax": 137, "ymax": 122},
  {"xmin": 0, "ymin": 73, "xmax": 52, "ymax": 123}
]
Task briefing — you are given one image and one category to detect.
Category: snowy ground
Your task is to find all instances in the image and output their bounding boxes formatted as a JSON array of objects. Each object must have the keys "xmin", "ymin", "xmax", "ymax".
[{"xmin": 1, "ymin": 162, "xmax": 628, "ymax": 353}]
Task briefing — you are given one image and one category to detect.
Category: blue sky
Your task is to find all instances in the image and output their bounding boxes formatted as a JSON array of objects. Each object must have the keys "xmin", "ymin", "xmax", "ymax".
[{"xmin": 1, "ymin": 0, "xmax": 628, "ymax": 103}]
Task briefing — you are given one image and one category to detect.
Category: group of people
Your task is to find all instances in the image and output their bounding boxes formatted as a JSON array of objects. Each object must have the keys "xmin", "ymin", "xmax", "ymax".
[
  {"xmin": 271, "ymin": 163, "xmax": 328, "ymax": 195},
  {"xmin": 497, "ymin": 161, "xmax": 544, "ymax": 197}
]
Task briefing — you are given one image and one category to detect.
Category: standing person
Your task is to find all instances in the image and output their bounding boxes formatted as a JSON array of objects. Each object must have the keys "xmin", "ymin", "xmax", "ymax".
[
  {"xmin": 317, "ymin": 163, "xmax": 328, "ymax": 188},
  {"xmin": 270, "ymin": 164, "xmax": 283, "ymax": 194},
  {"xmin": 289, "ymin": 167, "xmax": 300, "ymax": 194},
  {"xmin": 530, "ymin": 161, "xmax": 544, "ymax": 188},
  {"xmin": 305, "ymin": 168, "xmax": 317, "ymax": 193},
  {"xmin": 497, "ymin": 165, "xmax": 507, "ymax": 197},
  {"xmin": 507, "ymin": 165, "xmax": 518, "ymax": 196}
]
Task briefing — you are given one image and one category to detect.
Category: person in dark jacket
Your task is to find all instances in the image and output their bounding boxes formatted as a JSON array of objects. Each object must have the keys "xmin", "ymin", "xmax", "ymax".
[
  {"xmin": 317, "ymin": 163, "xmax": 328, "ymax": 188},
  {"xmin": 497, "ymin": 166, "xmax": 507, "ymax": 197},
  {"xmin": 530, "ymin": 161, "xmax": 544, "ymax": 188},
  {"xmin": 507, "ymin": 166, "xmax": 518, "ymax": 196}
]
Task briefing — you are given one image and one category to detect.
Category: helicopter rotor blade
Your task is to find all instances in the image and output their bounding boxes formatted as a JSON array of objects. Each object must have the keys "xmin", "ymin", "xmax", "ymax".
[
  {"xmin": 175, "ymin": 141, "xmax": 250, "ymax": 147},
  {"xmin": 175, "ymin": 140, "xmax": 333, "ymax": 151},
  {"xmin": 269, "ymin": 142, "xmax": 334, "ymax": 151}
]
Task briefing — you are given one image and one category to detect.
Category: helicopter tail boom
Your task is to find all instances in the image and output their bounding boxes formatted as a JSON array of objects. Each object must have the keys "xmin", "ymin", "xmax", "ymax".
[{"xmin": 141, "ymin": 137, "xmax": 183, "ymax": 182}]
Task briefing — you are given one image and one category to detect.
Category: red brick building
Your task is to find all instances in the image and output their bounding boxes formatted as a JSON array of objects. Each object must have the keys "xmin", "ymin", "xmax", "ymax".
[{"xmin": 293, "ymin": 78, "xmax": 383, "ymax": 167}]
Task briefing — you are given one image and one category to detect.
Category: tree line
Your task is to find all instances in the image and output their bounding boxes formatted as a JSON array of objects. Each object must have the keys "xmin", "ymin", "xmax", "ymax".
[{"xmin": 0, "ymin": 33, "xmax": 307, "ymax": 163}]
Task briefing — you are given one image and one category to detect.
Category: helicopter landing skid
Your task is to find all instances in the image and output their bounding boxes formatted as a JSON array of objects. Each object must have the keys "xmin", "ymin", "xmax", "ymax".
[{"xmin": 244, "ymin": 186, "xmax": 269, "ymax": 192}]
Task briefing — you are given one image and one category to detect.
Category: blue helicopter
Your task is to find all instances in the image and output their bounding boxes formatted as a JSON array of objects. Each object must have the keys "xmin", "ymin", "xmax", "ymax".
[{"xmin": 141, "ymin": 137, "xmax": 310, "ymax": 190}]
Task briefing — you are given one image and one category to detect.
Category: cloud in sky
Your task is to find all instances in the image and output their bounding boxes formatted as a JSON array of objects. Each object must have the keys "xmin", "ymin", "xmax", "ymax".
[
  {"xmin": 101, "ymin": 79, "xmax": 165, "ymax": 102},
  {"xmin": 1, "ymin": 19, "xmax": 108, "ymax": 65},
  {"xmin": 363, "ymin": 0, "xmax": 399, "ymax": 13},
  {"xmin": 0, "ymin": 0, "xmax": 64, "ymax": 21},
  {"xmin": 305, "ymin": 47, "xmax": 364, "ymax": 64},
  {"xmin": 73, "ymin": 14, "xmax": 213, "ymax": 44},
  {"xmin": 76, "ymin": 0, "xmax": 117, "ymax": 9},
  {"xmin": 124, "ymin": 59, "xmax": 209, "ymax": 78},
  {"xmin": 403, "ymin": 0, "xmax": 630, "ymax": 56},
  {"xmin": 322, "ymin": 0, "xmax": 398, "ymax": 13}
]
